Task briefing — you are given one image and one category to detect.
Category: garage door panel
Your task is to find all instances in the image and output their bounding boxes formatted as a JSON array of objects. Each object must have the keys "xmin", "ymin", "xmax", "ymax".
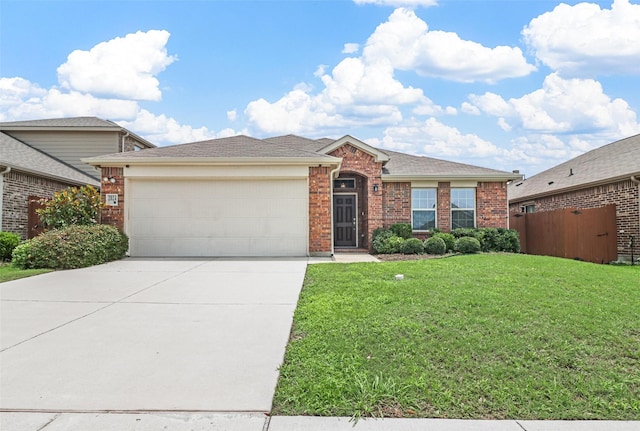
[{"xmin": 128, "ymin": 179, "xmax": 308, "ymax": 257}]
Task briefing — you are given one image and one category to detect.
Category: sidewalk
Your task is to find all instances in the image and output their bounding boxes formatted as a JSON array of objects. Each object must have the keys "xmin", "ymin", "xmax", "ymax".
[{"xmin": 2, "ymin": 412, "xmax": 639, "ymax": 431}]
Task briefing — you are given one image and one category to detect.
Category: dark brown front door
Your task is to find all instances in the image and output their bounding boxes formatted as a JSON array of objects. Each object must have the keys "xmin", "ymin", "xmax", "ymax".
[{"xmin": 334, "ymin": 195, "xmax": 357, "ymax": 247}]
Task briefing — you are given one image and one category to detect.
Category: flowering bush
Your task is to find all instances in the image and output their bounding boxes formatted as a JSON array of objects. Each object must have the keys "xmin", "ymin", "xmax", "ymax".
[{"xmin": 37, "ymin": 185, "xmax": 103, "ymax": 230}]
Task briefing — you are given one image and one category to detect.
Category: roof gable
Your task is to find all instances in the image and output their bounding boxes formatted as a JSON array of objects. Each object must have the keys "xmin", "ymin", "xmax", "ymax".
[
  {"xmin": 0, "ymin": 132, "xmax": 99, "ymax": 186},
  {"xmin": 318, "ymin": 135, "xmax": 390, "ymax": 163},
  {"xmin": 509, "ymin": 134, "xmax": 640, "ymax": 202}
]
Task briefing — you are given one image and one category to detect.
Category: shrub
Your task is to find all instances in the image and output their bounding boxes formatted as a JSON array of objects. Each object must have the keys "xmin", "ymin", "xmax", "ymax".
[
  {"xmin": 390, "ymin": 223, "xmax": 413, "ymax": 239},
  {"xmin": 401, "ymin": 238, "xmax": 424, "ymax": 254},
  {"xmin": 424, "ymin": 236, "xmax": 447, "ymax": 255},
  {"xmin": 0, "ymin": 232, "xmax": 21, "ymax": 261},
  {"xmin": 454, "ymin": 236, "xmax": 481, "ymax": 254},
  {"xmin": 372, "ymin": 229, "xmax": 395, "ymax": 253},
  {"xmin": 373, "ymin": 234, "xmax": 406, "ymax": 254},
  {"xmin": 11, "ymin": 224, "xmax": 128, "ymax": 269},
  {"xmin": 37, "ymin": 185, "xmax": 103, "ymax": 230},
  {"xmin": 496, "ymin": 228, "xmax": 521, "ymax": 253},
  {"xmin": 478, "ymin": 228, "xmax": 499, "ymax": 252},
  {"xmin": 431, "ymin": 232, "xmax": 455, "ymax": 252}
]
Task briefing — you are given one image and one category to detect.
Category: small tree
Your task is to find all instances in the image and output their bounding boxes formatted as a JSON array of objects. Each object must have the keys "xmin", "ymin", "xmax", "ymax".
[{"xmin": 37, "ymin": 185, "xmax": 103, "ymax": 230}]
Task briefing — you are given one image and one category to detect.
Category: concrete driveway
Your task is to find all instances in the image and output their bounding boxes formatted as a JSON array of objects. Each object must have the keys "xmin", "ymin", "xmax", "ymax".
[{"xmin": 0, "ymin": 258, "xmax": 307, "ymax": 413}]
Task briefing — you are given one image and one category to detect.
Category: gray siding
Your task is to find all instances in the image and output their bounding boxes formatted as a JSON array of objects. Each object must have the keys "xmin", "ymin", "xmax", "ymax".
[{"xmin": 7, "ymin": 131, "xmax": 120, "ymax": 179}]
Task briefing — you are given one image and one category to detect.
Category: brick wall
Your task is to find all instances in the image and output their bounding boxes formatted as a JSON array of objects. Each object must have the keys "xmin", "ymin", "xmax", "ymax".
[
  {"xmin": 309, "ymin": 166, "xmax": 332, "ymax": 255},
  {"xmin": 437, "ymin": 182, "xmax": 451, "ymax": 231},
  {"xmin": 100, "ymin": 167, "xmax": 125, "ymax": 231},
  {"xmin": 1, "ymin": 170, "xmax": 76, "ymax": 239},
  {"xmin": 382, "ymin": 182, "xmax": 411, "ymax": 227},
  {"xmin": 477, "ymin": 181, "xmax": 509, "ymax": 228},
  {"xmin": 329, "ymin": 144, "xmax": 384, "ymax": 250},
  {"xmin": 509, "ymin": 179, "xmax": 639, "ymax": 258}
]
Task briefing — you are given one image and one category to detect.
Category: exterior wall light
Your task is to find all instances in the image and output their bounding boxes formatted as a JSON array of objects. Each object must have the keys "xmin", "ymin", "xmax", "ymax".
[{"xmin": 373, "ymin": 183, "xmax": 379, "ymax": 192}]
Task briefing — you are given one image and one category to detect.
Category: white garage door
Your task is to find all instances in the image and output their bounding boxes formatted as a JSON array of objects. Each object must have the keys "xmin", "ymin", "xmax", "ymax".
[{"xmin": 127, "ymin": 179, "xmax": 308, "ymax": 257}]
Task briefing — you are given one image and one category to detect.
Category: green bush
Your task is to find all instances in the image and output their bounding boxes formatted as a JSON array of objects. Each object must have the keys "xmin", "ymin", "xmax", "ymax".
[
  {"xmin": 424, "ymin": 236, "xmax": 447, "ymax": 255},
  {"xmin": 431, "ymin": 232, "xmax": 455, "ymax": 252},
  {"xmin": 372, "ymin": 229, "xmax": 395, "ymax": 253},
  {"xmin": 11, "ymin": 225, "xmax": 128, "ymax": 269},
  {"xmin": 401, "ymin": 238, "xmax": 424, "ymax": 254},
  {"xmin": 0, "ymin": 232, "xmax": 21, "ymax": 261},
  {"xmin": 390, "ymin": 223, "xmax": 412, "ymax": 239},
  {"xmin": 454, "ymin": 236, "xmax": 481, "ymax": 254},
  {"xmin": 373, "ymin": 234, "xmax": 406, "ymax": 254},
  {"xmin": 496, "ymin": 228, "xmax": 521, "ymax": 253},
  {"xmin": 478, "ymin": 228, "xmax": 499, "ymax": 252},
  {"xmin": 37, "ymin": 185, "xmax": 103, "ymax": 230}
]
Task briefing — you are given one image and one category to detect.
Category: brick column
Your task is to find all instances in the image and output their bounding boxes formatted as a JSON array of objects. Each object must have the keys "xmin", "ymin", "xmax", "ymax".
[
  {"xmin": 100, "ymin": 167, "xmax": 125, "ymax": 231},
  {"xmin": 477, "ymin": 182, "xmax": 508, "ymax": 228},
  {"xmin": 437, "ymin": 182, "xmax": 451, "ymax": 231},
  {"xmin": 309, "ymin": 166, "xmax": 332, "ymax": 256}
]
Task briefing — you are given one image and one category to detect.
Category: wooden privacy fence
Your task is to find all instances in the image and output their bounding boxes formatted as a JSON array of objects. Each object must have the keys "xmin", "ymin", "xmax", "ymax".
[{"xmin": 510, "ymin": 204, "xmax": 617, "ymax": 264}]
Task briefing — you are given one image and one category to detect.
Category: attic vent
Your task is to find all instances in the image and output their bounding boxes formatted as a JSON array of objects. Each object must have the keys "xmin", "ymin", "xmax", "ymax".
[
  {"xmin": 548, "ymin": 181, "xmax": 554, "ymax": 185},
  {"xmin": 569, "ymin": 168, "xmax": 574, "ymax": 176},
  {"xmin": 515, "ymin": 182, "xmax": 523, "ymax": 187},
  {"xmin": 350, "ymin": 146, "xmax": 357, "ymax": 154}
]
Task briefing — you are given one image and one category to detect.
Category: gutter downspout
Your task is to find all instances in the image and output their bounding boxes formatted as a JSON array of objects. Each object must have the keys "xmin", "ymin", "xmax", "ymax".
[
  {"xmin": 631, "ymin": 175, "xmax": 640, "ymax": 263},
  {"xmin": 329, "ymin": 164, "xmax": 341, "ymax": 257},
  {"xmin": 0, "ymin": 166, "xmax": 12, "ymax": 232},
  {"xmin": 121, "ymin": 131, "xmax": 130, "ymax": 152}
]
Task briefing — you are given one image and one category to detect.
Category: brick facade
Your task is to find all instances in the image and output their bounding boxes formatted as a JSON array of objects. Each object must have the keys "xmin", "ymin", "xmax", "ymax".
[
  {"xmin": 437, "ymin": 182, "xmax": 451, "ymax": 231},
  {"xmin": 477, "ymin": 181, "xmax": 509, "ymax": 228},
  {"xmin": 1, "ymin": 170, "xmax": 77, "ymax": 239},
  {"xmin": 328, "ymin": 144, "xmax": 384, "ymax": 251},
  {"xmin": 509, "ymin": 179, "xmax": 640, "ymax": 259},
  {"xmin": 308, "ymin": 166, "xmax": 332, "ymax": 255},
  {"xmin": 100, "ymin": 167, "xmax": 125, "ymax": 231},
  {"xmin": 382, "ymin": 182, "xmax": 411, "ymax": 226}
]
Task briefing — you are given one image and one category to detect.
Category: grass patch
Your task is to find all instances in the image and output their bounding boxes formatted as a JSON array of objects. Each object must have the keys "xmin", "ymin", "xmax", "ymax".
[
  {"xmin": 0, "ymin": 264, "xmax": 51, "ymax": 283},
  {"xmin": 273, "ymin": 254, "xmax": 640, "ymax": 420}
]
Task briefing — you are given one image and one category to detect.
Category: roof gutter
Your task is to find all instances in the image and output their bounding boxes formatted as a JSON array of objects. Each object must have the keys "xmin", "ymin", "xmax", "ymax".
[
  {"xmin": 121, "ymin": 131, "xmax": 130, "ymax": 153},
  {"xmin": 328, "ymin": 163, "xmax": 342, "ymax": 258},
  {"xmin": 82, "ymin": 156, "xmax": 342, "ymax": 167},
  {"xmin": 383, "ymin": 173, "xmax": 523, "ymax": 182}
]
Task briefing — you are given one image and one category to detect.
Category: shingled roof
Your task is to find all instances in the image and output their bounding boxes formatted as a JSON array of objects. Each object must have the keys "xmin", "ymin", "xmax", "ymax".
[
  {"xmin": 85, "ymin": 135, "xmax": 340, "ymax": 163},
  {"xmin": 0, "ymin": 132, "xmax": 99, "ymax": 186},
  {"xmin": 509, "ymin": 134, "xmax": 640, "ymax": 202}
]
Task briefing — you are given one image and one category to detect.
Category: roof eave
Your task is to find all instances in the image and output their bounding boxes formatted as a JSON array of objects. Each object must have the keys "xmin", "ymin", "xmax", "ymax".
[
  {"xmin": 383, "ymin": 173, "xmax": 522, "ymax": 182},
  {"xmin": 509, "ymin": 172, "xmax": 640, "ymax": 203},
  {"xmin": 82, "ymin": 156, "xmax": 342, "ymax": 167},
  {"xmin": 318, "ymin": 135, "xmax": 390, "ymax": 163},
  {"xmin": 0, "ymin": 126, "xmax": 122, "ymax": 132}
]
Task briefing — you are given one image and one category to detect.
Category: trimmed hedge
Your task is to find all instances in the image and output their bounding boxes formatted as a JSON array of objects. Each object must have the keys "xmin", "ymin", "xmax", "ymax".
[
  {"xmin": 454, "ymin": 236, "xmax": 481, "ymax": 254},
  {"xmin": 451, "ymin": 228, "xmax": 520, "ymax": 253},
  {"xmin": 424, "ymin": 236, "xmax": 447, "ymax": 255},
  {"xmin": 12, "ymin": 225, "xmax": 128, "ymax": 269},
  {"xmin": 401, "ymin": 238, "xmax": 424, "ymax": 254},
  {"xmin": 430, "ymin": 232, "xmax": 455, "ymax": 252},
  {"xmin": 390, "ymin": 223, "xmax": 413, "ymax": 239},
  {"xmin": 0, "ymin": 232, "xmax": 21, "ymax": 261}
]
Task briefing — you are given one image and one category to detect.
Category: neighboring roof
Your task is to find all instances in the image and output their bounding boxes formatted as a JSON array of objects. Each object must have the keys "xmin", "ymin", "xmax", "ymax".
[
  {"xmin": 509, "ymin": 134, "xmax": 640, "ymax": 203},
  {"xmin": 264, "ymin": 134, "xmax": 328, "ymax": 152},
  {"xmin": 0, "ymin": 132, "xmax": 100, "ymax": 187},
  {"xmin": 0, "ymin": 116, "xmax": 156, "ymax": 148},
  {"xmin": 382, "ymin": 150, "xmax": 520, "ymax": 181},
  {"xmin": 84, "ymin": 135, "xmax": 341, "ymax": 166}
]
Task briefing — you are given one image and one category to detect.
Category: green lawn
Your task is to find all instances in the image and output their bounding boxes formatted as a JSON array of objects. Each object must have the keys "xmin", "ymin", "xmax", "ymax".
[
  {"xmin": 273, "ymin": 254, "xmax": 640, "ymax": 420},
  {"xmin": 0, "ymin": 264, "xmax": 51, "ymax": 283}
]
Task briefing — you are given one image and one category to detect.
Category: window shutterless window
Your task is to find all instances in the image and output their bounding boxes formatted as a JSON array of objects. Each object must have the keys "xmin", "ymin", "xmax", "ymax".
[
  {"xmin": 411, "ymin": 188, "xmax": 436, "ymax": 230},
  {"xmin": 451, "ymin": 188, "xmax": 476, "ymax": 229}
]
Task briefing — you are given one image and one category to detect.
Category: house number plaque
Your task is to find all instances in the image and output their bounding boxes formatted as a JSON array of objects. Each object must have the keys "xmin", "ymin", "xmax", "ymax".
[{"xmin": 105, "ymin": 194, "xmax": 118, "ymax": 207}]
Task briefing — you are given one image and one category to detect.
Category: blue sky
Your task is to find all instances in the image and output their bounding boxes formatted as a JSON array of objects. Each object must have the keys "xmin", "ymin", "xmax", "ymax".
[{"xmin": 2, "ymin": 0, "xmax": 640, "ymax": 177}]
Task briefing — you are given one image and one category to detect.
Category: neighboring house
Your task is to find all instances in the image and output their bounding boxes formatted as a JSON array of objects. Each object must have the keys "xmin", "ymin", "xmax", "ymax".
[
  {"xmin": 508, "ymin": 134, "xmax": 640, "ymax": 261},
  {"xmin": 0, "ymin": 117, "xmax": 155, "ymax": 239},
  {"xmin": 85, "ymin": 134, "xmax": 520, "ymax": 257}
]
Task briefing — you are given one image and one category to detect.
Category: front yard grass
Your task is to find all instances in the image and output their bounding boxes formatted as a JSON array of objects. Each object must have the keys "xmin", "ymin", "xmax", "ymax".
[
  {"xmin": 0, "ymin": 264, "xmax": 51, "ymax": 283},
  {"xmin": 273, "ymin": 254, "xmax": 640, "ymax": 420}
]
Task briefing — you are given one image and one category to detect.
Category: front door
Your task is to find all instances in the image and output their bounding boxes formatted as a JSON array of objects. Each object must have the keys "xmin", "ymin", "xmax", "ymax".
[{"xmin": 334, "ymin": 194, "xmax": 357, "ymax": 247}]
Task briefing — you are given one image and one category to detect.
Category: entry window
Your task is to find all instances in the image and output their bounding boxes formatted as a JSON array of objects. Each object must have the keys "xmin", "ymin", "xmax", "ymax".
[
  {"xmin": 412, "ymin": 188, "xmax": 436, "ymax": 230},
  {"xmin": 451, "ymin": 188, "xmax": 476, "ymax": 229},
  {"xmin": 334, "ymin": 178, "xmax": 355, "ymax": 189},
  {"xmin": 522, "ymin": 204, "xmax": 535, "ymax": 213}
]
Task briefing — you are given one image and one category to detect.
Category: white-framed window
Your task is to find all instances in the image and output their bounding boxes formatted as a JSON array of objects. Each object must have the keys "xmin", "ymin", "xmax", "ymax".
[
  {"xmin": 451, "ymin": 188, "xmax": 476, "ymax": 229},
  {"xmin": 412, "ymin": 188, "xmax": 436, "ymax": 231}
]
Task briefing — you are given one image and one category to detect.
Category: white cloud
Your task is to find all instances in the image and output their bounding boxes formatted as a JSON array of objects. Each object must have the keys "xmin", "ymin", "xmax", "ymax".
[
  {"xmin": 354, "ymin": 0, "xmax": 438, "ymax": 7},
  {"xmin": 57, "ymin": 30, "xmax": 176, "ymax": 101},
  {"xmin": 342, "ymin": 43, "xmax": 360, "ymax": 54},
  {"xmin": 227, "ymin": 109, "xmax": 237, "ymax": 122},
  {"xmin": 523, "ymin": 0, "xmax": 640, "ymax": 76},
  {"xmin": 469, "ymin": 73, "xmax": 640, "ymax": 136},
  {"xmin": 460, "ymin": 102, "xmax": 480, "ymax": 115},
  {"xmin": 0, "ymin": 77, "xmax": 138, "ymax": 121},
  {"xmin": 364, "ymin": 8, "xmax": 535, "ymax": 83},
  {"xmin": 375, "ymin": 117, "xmax": 504, "ymax": 159}
]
